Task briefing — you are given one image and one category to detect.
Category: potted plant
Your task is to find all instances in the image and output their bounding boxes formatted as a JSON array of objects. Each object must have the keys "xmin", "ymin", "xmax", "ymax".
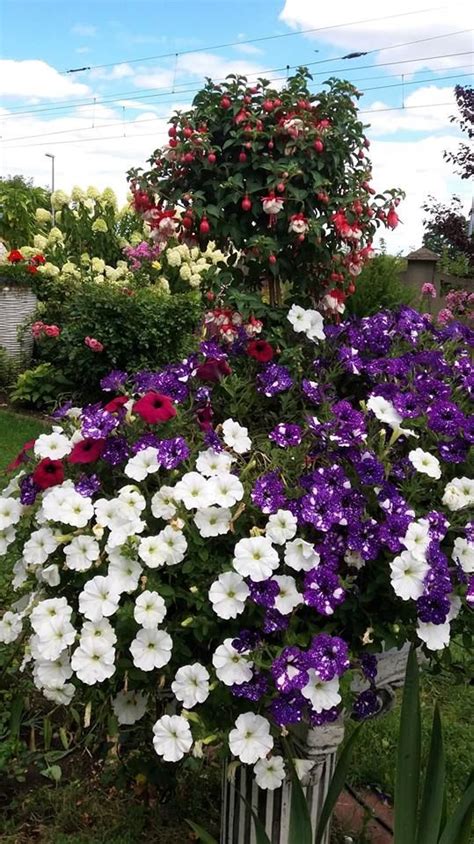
[{"xmin": 0, "ymin": 248, "xmax": 44, "ymax": 364}]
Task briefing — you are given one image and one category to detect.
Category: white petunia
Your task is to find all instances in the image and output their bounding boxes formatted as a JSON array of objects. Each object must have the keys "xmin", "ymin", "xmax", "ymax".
[
  {"xmin": 152, "ymin": 714, "xmax": 193, "ymax": 762},
  {"xmin": 221, "ymin": 419, "xmax": 252, "ymax": 454},
  {"xmin": 38, "ymin": 563, "xmax": 60, "ymax": 587},
  {"xmin": 130, "ymin": 628, "xmax": 172, "ymax": 671},
  {"xmin": 34, "ymin": 432, "xmax": 72, "ymax": 460},
  {"xmin": 71, "ymin": 639, "xmax": 116, "ymax": 685},
  {"xmin": 367, "ymin": 395, "xmax": 403, "ymax": 429},
  {"xmin": 254, "ymin": 755, "xmax": 286, "ymax": 790},
  {"xmin": 266, "ymin": 510, "xmax": 297, "ymax": 545},
  {"xmin": 0, "ymin": 611, "xmax": 23, "ymax": 644},
  {"xmin": 107, "ymin": 517, "xmax": 144, "ymax": 550},
  {"xmin": 151, "ymin": 486, "xmax": 177, "ymax": 520},
  {"xmin": 174, "ymin": 472, "xmax": 214, "ymax": 510},
  {"xmin": 42, "ymin": 683, "xmax": 75, "ymax": 705},
  {"xmin": 117, "ymin": 485, "xmax": 146, "ymax": 519},
  {"xmin": 112, "ymin": 690, "xmax": 148, "ymax": 725},
  {"xmin": 273, "ymin": 575, "xmax": 301, "ymax": 615},
  {"xmin": 417, "ymin": 621, "xmax": 451, "ymax": 651},
  {"xmin": 228, "ymin": 713, "xmax": 273, "ymax": 764},
  {"xmin": 0, "ymin": 526, "xmax": 16, "ymax": 554},
  {"xmin": 305, "ymin": 309, "xmax": 325, "ymax": 341},
  {"xmin": 23, "ymin": 527, "xmax": 59, "ymax": 566},
  {"xmin": 408, "ymin": 449, "xmax": 441, "ymax": 480},
  {"xmin": 442, "ymin": 477, "xmax": 474, "ymax": 511},
  {"xmin": 33, "ymin": 616, "xmax": 76, "ymax": 661},
  {"xmin": 30, "ymin": 597, "xmax": 72, "ymax": 637},
  {"xmin": 301, "ymin": 670, "xmax": 341, "ymax": 713},
  {"xmin": 134, "ymin": 590, "xmax": 167, "ymax": 628},
  {"xmin": 80, "ymin": 618, "xmax": 117, "ymax": 649},
  {"xmin": 196, "ymin": 448, "xmax": 235, "ymax": 476},
  {"xmin": 64, "ymin": 535, "xmax": 100, "ymax": 572},
  {"xmin": 390, "ymin": 552, "xmax": 429, "ymax": 600},
  {"xmin": 107, "ymin": 549, "xmax": 143, "ymax": 592},
  {"xmin": 34, "ymin": 653, "xmax": 72, "ymax": 688},
  {"xmin": 155, "ymin": 525, "xmax": 187, "ymax": 566},
  {"xmin": 287, "ymin": 304, "xmax": 311, "ymax": 334},
  {"xmin": 212, "ymin": 638, "xmax": 254, "ymax": 686},
  {"xmin": 452, "ymin": 537, "xmax": 474, "ymax": 574},
  {"xmin": 138, "ymin": 535, "xmax": 167, "ymax": 569},
  {"xmin": 194, "ymin": 507, "xmax": 232, "ymax": 537},
  {"xmin": 171, "ymin": 663, "xmax": 210, "ymax": 708},
  {"xmin": 233, "ymin": 536, "xmax": 279, "ymax": 582},
  {"xmin": 94, "ymin": 497, "xmax": 129, "ymax": 530},
  {"xmin": 124, "ymin": 447, "xmax": 160, "ymax": 482},
  {"xmin": 0, "ymin": 497, "xmax": 23, "ymax": 530},
  {"xmin": 209, "ymin": 571, "xmax": 249, "ymax": 619},
  {"xmin": 284, "ymin": 538, "xmax": 320, "ymax": 572},
  {"xmin": 78, "ymin": 575, "xmax": 121, "ymax": 622},
  {"xmin": 208, "ymin": 473, "xmax": 244, "ymax": 508},
  {"xmin": 401, "ymin": 520, "xmax": 431, "ymax": 561}
]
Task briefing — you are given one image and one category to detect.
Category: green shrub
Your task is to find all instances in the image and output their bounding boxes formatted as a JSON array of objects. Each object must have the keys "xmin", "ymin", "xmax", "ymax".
[
  {"xmin": 346, "ymin": 254, "xmax": 413, "ymax": 317},
  {"xmin": 10, "ymin": 363, "xmax": 73, "ymax": 409},
  {"xmin": 33, "ymin": 284, "xmax": 202, "ymax": 402},
  {"xmin": 0, "ymin": 347, "xmax": 17, "ymax": 391}
]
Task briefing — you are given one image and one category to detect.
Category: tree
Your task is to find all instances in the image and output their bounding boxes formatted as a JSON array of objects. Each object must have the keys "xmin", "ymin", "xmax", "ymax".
[
  {"xmin": 422, "ymin": 196, "xmax": 474, "ymax": 276},
  {"xmin": 443, "ymin": 84, "xmax": 474, "ymax": 180},
  {"xmin": 0, "ymin": 175, "xmax": 50, "ymax": 247},
  {"xmin": 128, "ymin": 69, "xmax": 402, "ymax": 307}
]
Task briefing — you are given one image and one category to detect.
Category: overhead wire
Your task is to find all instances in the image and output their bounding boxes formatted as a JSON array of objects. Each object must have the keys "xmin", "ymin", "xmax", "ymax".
[{"xmin": 3, "ymin": 27, "xmax": 471, "ymax": 120}]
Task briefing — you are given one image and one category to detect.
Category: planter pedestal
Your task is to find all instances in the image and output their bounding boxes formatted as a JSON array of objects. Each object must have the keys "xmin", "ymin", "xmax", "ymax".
[{"xmin": 0, "ymin": 286, "xmax": 37, "ymax": 365}]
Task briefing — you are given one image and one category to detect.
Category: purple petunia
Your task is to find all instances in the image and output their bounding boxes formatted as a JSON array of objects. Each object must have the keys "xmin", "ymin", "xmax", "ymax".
[
  {"xmin": 256, "ymin": 363, "xmax": 293, "ymax": 397},
  {"xmin": 269, "ymin": 423, "xmax": 303, "ymax": 448},
  {"xmin": 100, "ymin": 370, "xmax": 128, "ymax": 392},
  {"xmin": 307, "ymin": 634, "xmax": 350, "ymax": 681},
  {"xmin": 251, "ymin": 472, "xmax": 286, "ymax": 514},
  {"xmin": 81, "ymin": 404, "xmax": 118, "ymax": 440},
  {"xmin": 304, "ymin": 567, "xmax": 346, "ymax": 616}
]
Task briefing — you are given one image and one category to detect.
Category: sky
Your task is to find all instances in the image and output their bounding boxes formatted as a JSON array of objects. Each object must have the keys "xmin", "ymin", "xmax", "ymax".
[{"xmin": 0, "ymin": 0, "xmax": 473, "ymax": 253}]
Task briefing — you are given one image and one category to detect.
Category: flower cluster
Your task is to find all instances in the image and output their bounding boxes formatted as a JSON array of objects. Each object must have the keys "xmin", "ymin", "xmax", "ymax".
[
  {"xmin": 0, "ymin": 249, "xmax": 46, "ymax": 287},
  {"xmin": 0, "ymin": 304, "xmax": 472, "ymax": 789}
]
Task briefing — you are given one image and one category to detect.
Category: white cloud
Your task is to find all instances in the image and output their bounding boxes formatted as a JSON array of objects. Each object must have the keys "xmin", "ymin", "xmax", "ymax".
[
  {"xmin": 365, "ymin": 86, "xmax": 457, "ymax": 135},
  {"xmin": 71, "ymin": 24, "xmax": 97, "ymax": 37},
  {"xmin": 133, "ymin": 52, "xmax": 266, "ymax": 91},
  {"xmin": 279, "ymin": 1, "xmax": 472, "ymax": 74},
  {"xmin": 90, "ymin": 63, "xmax": 136, "ymax": 82},
  {"xmin": 233, "ymin": 43, "xmax": 263, "ymax": 56},
  {"xmin": 0, "ymin": 60, "xmax": 90, "ymax": 100}
]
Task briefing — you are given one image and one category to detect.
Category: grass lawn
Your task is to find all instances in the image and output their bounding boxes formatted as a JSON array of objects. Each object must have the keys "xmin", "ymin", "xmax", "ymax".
[{"xmin": 0, "ymin": 408, "xmax": 47, "ymax": 474}]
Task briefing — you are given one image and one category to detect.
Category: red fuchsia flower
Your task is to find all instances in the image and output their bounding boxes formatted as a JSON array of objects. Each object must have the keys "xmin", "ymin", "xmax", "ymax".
[
  {"xmin": 104, "ymin": 395, "xmax": 129, "ymax": 413},
  {"xmin": 386, "ymin": 206, "xmax": 400, "ymax": 229},
  {"xmin": 43, "ymin": 325, "xmax": 61, "ymax": 338},
  {"xmin": 84, "ymin": 336, "xmax": 104, "ymax": 352},
  {"xmin": 288, "ymin": 213, "xmax": 308, "ymax": 235},
  {"xmin": 196, "ymin": 358, "xmax": 232, "ymax": 383},
  {"xmin": 247, "ymin": 339, "xmax": 275, "ymax": 363},
  {"xmin": 133, "ymin": 391, "xmax": 176, "ymax": 424},
  {"xmin": 7, "ymin": 249, "xmax": 23, "ymax": 263},
  {"xmin": 32, "ymin": 458, "xmax": 65, "ymax": 490},
  {"xmin": 7, "ymin": 439, "xmax": 36, "ymax": 472},
  {"xmin": 196, "ymin": 404, "xmax": 214, "ymax": 431},
  {"xmin": 68, "ymin": 438, "xmax": 106, "ymax": 464}
]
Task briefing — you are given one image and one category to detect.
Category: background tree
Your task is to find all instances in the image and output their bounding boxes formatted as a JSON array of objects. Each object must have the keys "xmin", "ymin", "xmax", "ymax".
[
  {"xmin": 0, "ymin": 175, "xmax": 50, "ymax": 248},
  {"xmin": 443, "ymin": 84, "xmax": 474, "ymax": 180},
  {"xmin": 129, "ymin": 68, "xmax": 402, "ymax": 307}
]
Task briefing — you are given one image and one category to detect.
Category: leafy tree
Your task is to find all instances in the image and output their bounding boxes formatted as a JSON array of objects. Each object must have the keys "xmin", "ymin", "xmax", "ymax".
[
  {"xmin": 0, "ymin": 175, "xmax": 50, "ymax": 247},
  {"xmin": 129, "ymin": 68, "xmax": 402, "ymax": 307},
  {"xmin": 422, "ymin": 196, "xmax": 474, "ymax": 276},
  {"xmin": 444, "ymin": 85, "xmax": 474, "ymax": 180}
]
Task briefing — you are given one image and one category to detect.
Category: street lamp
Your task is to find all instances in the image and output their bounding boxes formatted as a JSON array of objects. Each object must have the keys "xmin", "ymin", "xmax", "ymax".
[{"xmin": 45, "ymin": 153, "xmax": 55, "ymax": 225}]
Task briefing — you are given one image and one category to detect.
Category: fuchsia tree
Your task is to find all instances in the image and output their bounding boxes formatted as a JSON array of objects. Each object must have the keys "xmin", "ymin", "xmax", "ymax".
[{"xmin": 128, "ymin": 68, "xmax": 403, "ymax": 308}]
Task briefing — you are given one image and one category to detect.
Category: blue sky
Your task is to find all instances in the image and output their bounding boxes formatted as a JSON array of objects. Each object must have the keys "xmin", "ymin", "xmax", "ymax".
[{"xmin": 0, "ymin": 0, "xmax": 472, "ymax": 251}]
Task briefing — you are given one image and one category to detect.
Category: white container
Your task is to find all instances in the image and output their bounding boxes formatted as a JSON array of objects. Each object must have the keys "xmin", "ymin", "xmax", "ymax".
[{"xmin": 0, "ymin": 286, "xmax": 37, "ymax": 364}]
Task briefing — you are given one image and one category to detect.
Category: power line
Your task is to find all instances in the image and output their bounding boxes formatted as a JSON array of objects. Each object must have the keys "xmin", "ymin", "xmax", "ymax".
[
  {"xmin": 2, "ymin": 30, "xmax": 472, "ymax": 122},
  {"xmin": 61, "ymin": 6, "xmax": 453, "ymax": 74},
  {"xmin": 2, "ymin": 63, "xmax": 472, "ymax": 146}
]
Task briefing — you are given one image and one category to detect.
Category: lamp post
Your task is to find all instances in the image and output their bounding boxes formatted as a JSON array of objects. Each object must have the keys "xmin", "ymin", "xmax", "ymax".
[{"xmin": 45, "ymin": 153, "xmax": 55, "ymax": 225}]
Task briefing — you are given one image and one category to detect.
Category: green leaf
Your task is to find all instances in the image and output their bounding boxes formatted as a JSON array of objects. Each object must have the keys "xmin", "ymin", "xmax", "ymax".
[
  {"xmin": 394, "ymin": 646, "xmax": 421, "ymax": 844},
  {"xmin": 314, "ymin": 724, "xmax": 362, "ymax": 844},
  {"xmin": 282, "ymin": 738, "xmax": 313, "ymax": 844},
  {"xmin": 439, "ymin": 777, "xmax": 474, "ymax": 844},
  {"xmin": 186, "ymin": 820, "xmax": 219, "ymax": 843},
  {"xmin": 417, "ymin": 704, "xmax": 445, "ymax": 844},
  {"xmin": 41, "ymin": 764, "xmax": 62, "ymax": 783},
  {"xmin": 9, "ymin": 695, "xmax": 24, "ymax": 739}
]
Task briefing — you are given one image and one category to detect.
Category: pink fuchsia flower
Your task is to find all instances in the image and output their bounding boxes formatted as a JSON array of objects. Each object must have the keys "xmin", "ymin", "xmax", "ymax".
[
  {"xmin": 421, "ymin": 283, "xmax": 436, "ymax": 298},
  {"xmin": 437, "ymin": 308, "xmax": 454, "ymax": 325},
  {"xmin": 85, "ymin": 336, "xmax": 104, "ymax": 352}
]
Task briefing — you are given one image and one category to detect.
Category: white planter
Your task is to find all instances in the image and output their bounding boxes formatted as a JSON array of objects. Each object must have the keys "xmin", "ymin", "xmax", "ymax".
[
  {"xmin": 221, "ymin": 720, "xmax": 345, "ymax": 844},
  {"xmin": 0, "ymin": 285, "xmax": 37, "ymax": 364}
]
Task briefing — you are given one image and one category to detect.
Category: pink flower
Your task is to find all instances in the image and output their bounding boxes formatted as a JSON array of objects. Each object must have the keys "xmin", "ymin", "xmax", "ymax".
[
  {"xmin": 421, "ymin": 283, "xmax": 436, "ymax": 298},
  {"xmin": 44, "ymin": 325, "xmax": 60, "ymax": 337},
  {"xmin": 32, "ymin": 321, "xmax": 45, "ymax": 339},
  {"xmin": 437, "ymin": 308, "xmax": 454, "ymax": 325},
  {"xmin": 85, "ymin": 336, "xmax": 104, "ymax": 352}
]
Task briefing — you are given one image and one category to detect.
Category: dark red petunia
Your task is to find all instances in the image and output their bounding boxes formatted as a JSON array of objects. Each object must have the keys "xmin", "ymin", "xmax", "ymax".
[
  {"xmin": 8, "ymin": 249, "xmax": 23, "ymax": 263},
  {"xmin": 247, "ymin": 339, "xmax": 274, "ymax": 363},
  {"xmin": 32, "ymin": 458, "xmax": 65, "ymax": 490},
  {"xmin": 133, "ymin": 391, "xmax": 176, "ymax": 424},
  {"xmin": 68, "ymin": 438, "xmax": 105, "ymax": 464},
  {"xmin": 7, "ymin": 438, "xmax": 36, "ymax": 472},
  {"xmin": 196, "ymin": 358, "xmax": 232, "ymax": 383},
  {"xmin": 196, "ymin": 404, "xmax": 214, "ymax": 431},
  {"xmin": 104, "ymin": 395, "xmax": 129, "ymax": 413}
]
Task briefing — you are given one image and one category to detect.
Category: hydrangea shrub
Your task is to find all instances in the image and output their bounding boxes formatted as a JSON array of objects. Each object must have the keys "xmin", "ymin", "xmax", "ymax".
[{"xmin": 1, "ymin": 305, "xmax": 472, "ymax": 788}]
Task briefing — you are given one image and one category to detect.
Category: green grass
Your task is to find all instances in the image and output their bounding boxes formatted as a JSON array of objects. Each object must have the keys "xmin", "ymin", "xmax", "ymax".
[{"xmin": 0, "ymin": 408, "xmax": 47, "ymax": 474}]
